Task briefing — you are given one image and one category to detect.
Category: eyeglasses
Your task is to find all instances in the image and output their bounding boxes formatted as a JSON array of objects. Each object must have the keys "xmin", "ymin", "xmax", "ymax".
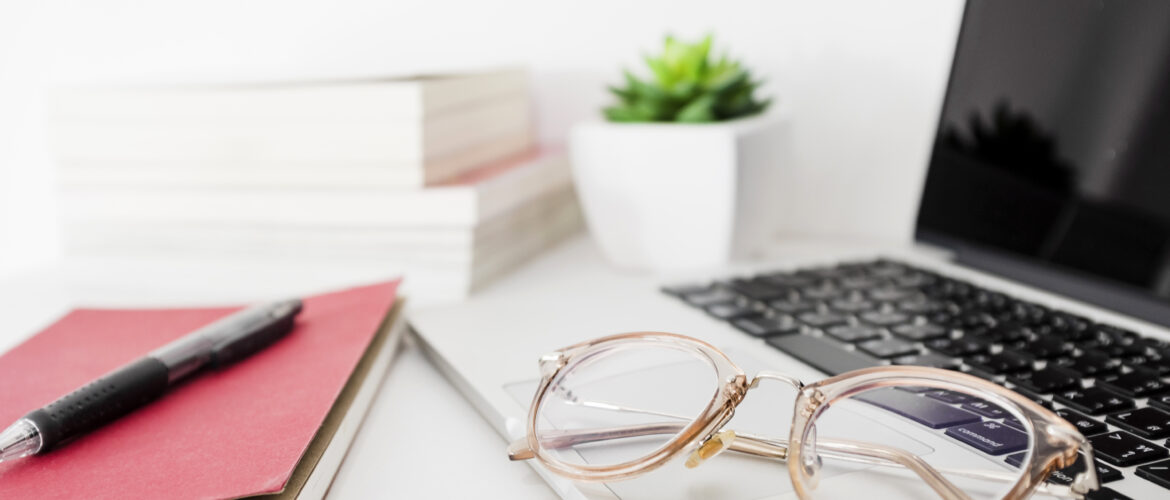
[{"xmin": 506, "ymin": 332, "xmax": 1099, "ymax": 500}]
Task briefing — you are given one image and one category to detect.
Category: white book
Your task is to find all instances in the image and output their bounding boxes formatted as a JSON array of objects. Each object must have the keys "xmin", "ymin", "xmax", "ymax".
[
  {"xmin": 60, "ymin": 149, "xmax": 571, "ymax": 229},
  {"xmin": 56, "ymin": 128, "xmax": 534, "ymax": 189},
  {"xmin": 52, "ymin": 94, "xmax": 531, "ymax": 165},
  {"xmin": 50, "ymin": 69, "xmax": 532, "ymax": 187},
  {"xmin": 61, "ymin": 191, "xmax": 583, "ymax": 300},
  {"xmin": 62, "ymin": 188, "xmax": 581, "ymax": 264},
  {"xmin": 51, "ymin": 68, "xmax": 526, "ymax": 122}
]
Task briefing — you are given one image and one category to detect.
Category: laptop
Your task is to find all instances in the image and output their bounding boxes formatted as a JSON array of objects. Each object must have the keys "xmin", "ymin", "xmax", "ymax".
[{"xmin": 411, "ymin": 1, "xmax": 1170, "ymax": 498}]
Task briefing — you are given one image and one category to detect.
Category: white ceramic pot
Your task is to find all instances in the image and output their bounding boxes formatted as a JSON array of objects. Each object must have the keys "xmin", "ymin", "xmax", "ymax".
[{"xmin": 569, "ymin": 114, "xmax": 791, "ymax": 271}]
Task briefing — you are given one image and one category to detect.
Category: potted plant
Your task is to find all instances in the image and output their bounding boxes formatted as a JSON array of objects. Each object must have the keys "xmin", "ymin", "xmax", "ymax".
[{"xmin": 571, "ymin": 35, "xmax": 789, "ymax": 271}]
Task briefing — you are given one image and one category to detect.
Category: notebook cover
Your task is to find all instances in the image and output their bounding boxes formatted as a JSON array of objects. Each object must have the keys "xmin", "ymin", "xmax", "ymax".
[{"xmin": 0, "ymin": 280, "xmax": 400, "ymax": 500}]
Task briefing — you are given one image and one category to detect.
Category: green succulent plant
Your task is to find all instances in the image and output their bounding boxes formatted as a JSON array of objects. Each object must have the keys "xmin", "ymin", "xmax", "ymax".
[{"xmin": 604, "ymin": 35, "xmax": 771, "ymax": 123}]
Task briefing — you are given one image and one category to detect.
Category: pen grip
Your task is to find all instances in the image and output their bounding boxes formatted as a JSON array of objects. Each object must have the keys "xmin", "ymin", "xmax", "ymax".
[{"xmin": 24, "ymin": 358, "xmax": 170, "ymax": 451}]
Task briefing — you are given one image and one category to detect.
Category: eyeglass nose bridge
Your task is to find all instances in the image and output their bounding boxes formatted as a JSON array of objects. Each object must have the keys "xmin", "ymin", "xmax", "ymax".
[
  {"xmin": 686, "ymin": 371, "xmax": 801, "ymax": 469},
  {"xmin": 748, "ymin": 371, "xmax": 805, "ymax": 391}
]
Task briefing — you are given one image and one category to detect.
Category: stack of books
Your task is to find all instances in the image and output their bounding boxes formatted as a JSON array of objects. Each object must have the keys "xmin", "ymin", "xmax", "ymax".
[{"xmin": 49, "ymin": 69, "xmax": 581, "ymax": 300}]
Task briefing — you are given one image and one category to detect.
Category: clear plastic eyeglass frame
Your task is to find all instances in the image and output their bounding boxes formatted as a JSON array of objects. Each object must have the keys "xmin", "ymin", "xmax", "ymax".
[{"xmin": 507, "ymin": 332, "xmax": 1100, "ymax": 500}]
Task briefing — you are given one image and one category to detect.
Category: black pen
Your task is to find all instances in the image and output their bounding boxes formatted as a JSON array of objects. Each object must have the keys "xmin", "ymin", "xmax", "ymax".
[{"xmin": 0, "ymin": 298, "xmax": 303, "ymax": 463}]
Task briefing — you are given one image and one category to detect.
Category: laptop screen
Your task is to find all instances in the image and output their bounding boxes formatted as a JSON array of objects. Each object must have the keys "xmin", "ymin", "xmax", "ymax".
[{"xmin": 916, "ymin": 0, "xmax": 1170, "ymax": 325}]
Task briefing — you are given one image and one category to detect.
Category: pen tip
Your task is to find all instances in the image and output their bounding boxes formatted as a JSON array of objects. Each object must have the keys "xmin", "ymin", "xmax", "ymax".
[{"xmin": 0, "ymin": 419, "xmax": 41, "ymax": 463}]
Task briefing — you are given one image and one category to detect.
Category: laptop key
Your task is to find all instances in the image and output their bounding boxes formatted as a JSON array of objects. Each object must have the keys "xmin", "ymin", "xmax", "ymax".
[
  {"xmin": 927, "ymin": 336, "xmax": 990, "ymax": 357},
  {"xmin": 1050, "ymin": 455, "xmax": 1124, "ymax": 485},
  {"xmin": 860, "ymin": 311, "xmax": 910, "ymax": 327},
  {"xmin": 1097, "ymin": 368, "xmax": 1170, "ymax": 398},
  {"xmin": 891, "ymin": 323, "xmax": 948, "ymax": 341},
  {"xmin": 1003, "ymin": 417, "xmax": 1026, "ymax": 431},
  {"xmin": 1055, "ymin": 387, "xmax": 1135, "ymax": 416},
  {"xmin": 858, "ymin": 338, "xmax": 919, "ymax": 359},
  {"xmin": 1056, "ymin": 408, "xmax": 1109, "ymax": 436},
  {"xmin": 944, "ymin": 420, "xmax": 1028, "ymax": 455},
  {"xmin": 1010, "ymin": 302, "xmax": 1049, "ymax": 326},
  {"xmin": 1006, "ymin": 452, "xmax": 1124, "ymax": 485},
  {"xmin": 1089, "ymin": 431, "xmax": 1169, "ymax": 466},
  {"xmin": 897, "ymin": 298, "xmax": 944, "ymax": 314},
  {"xmin": 965, "ymin": 351, "xmax": 1033, "ymax": 375},
  {"xmin": 970, "ymin": 324, "xmax": 1026, "ymax": 343},
  {"xmin": 765, "ymin": 334, "xmax": 878, "ymax": 376},
  {"xmin": 1136, "ymin": 459, "xmax": 1170, "ymax": 490},
  {"xmin": 1151, "ymin": 395, "xmax": 1170, "ymax": 413},
  {"xmin": 825, "ymin": 325, "xmax": 883, "ymax": 343},
  {"xmin": 1086, "ymin": 487, "xmax": 1133, "ymax": 500},
  {"xmin": 924, "ymin": 389, "xmax": 971, "ymax": 404},
  {"xmin": 800, "ymin": 284, "xmax": 843, "ymax": 300},
  {"xmin": 956, "ymin": 312, "xmax": 999, "ymax": 331},
  {"xmin": 828, "ymin": 298, "xmax": 876, "ymax": 313},
  {"xmin": 796, "ymin": 312, "xmax": 849, "ymax": 329},
  {"xmin": 1106, "ymin": 407, "xmax": 1170, "ymax": 440},
  {"xmin": 892, "ymin": 352, "xmax": 959, "ymax": 370},
  {"xmin": 704, "ymin": 303, "xmax": 759, "ymax": 321},
  {"xmin": 732, "ymin": 316, "xmax": 801, "ymax": 338},
  {"xmin": 683, "ymin": 288, "xmax": 739, "ymax": 307},
  {"xmin": 1046, "ymin": 312, "xmax": 1091, "ymax": 336},
  {"xmin": 1143, "ymin": 351, "xmax": 1170, "ymax": 375},
  {"xmin": 839, "ymin": 276, "xmax": 881, "ymax": 290},
  {"xmin": 868, "ymin": 286, "xmax": 918, "ymax": 302},
  {"xmin": 962, "ymin": 399, "xmax": 1010, "ymax": 419},
  {"xmin": 769, "ymin": 298, "xmax": 817, "ymax": 315},
  {"xmin": 1007, "ymin": 366, "xmax": 1081, "ymax": 394},
  {"xmin": 1020, "ymin": 334, "xmax": 1073, "ymax": 359},
  {"xmin": 856, "ymin": 388, "xmax": 981, "ymax": 429},
  {"xmin": 1015, "ymin": 389, "xmax": 1056, "ymax": 410},
  {"xmin": 725, "ymin": 279, "xmax": 787, "ymax": 301},
  {"xmin": 1055, "ymin": 350, "xmax": 1121, "ymax": 378},
  {"xmin": 894, "ymin": 272, "xmax": 936, "ymax": 288}
]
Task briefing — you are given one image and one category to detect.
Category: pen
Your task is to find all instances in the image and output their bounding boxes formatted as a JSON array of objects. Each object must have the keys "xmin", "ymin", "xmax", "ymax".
[{"xmin": 0, "ymin": 298, "xmax": 303, "ymax": 463}]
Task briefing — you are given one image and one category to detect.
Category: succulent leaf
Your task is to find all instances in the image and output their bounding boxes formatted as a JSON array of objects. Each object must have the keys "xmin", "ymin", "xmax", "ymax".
[{"xmin": 603, "ymin": 35, "xmax": 771, "ymax": 123}]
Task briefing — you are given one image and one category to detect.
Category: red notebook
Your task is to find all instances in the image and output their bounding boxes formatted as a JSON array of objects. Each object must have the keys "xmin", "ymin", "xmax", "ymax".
[{"xmin": 0, "ymin": 280, "xmax": 399, "ymax": 499}]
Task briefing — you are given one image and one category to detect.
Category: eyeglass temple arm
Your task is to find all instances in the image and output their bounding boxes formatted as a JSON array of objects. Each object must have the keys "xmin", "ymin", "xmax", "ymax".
[
  {"xmin": 506, "ymin": 422, "xmax": 768, "ymax": 460},
  {"xmin": 506, "ymin": 422, "xmax": 788, "ymax": 459},
  {"xmin": 506, "ymin": 424, "xmax": 1080, "ymax": 500}
]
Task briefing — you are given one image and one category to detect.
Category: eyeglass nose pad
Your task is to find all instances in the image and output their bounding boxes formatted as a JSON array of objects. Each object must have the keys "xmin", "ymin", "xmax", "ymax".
[
  {"xmin": 801, "ymin": 423, "xmax": 823, "ymax": 489},
  {"xmin": 685, "ymin": 430, "xmax": 737, "ymax": 469}
]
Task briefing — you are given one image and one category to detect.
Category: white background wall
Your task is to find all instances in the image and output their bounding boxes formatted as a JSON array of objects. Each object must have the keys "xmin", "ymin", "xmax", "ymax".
[{"xmin": 0, "ymin": 0, "xmax": 965, "ymax": 275}]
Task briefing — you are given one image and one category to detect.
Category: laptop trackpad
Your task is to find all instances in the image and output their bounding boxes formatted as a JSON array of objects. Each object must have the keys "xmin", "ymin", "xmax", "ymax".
[{"xmin": 503, "ymin": 348, "xmax": 936, "ymax": 500}]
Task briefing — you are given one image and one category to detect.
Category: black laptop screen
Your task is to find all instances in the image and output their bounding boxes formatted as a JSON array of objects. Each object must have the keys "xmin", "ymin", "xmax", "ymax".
[{"xmin": 917, "ymin": 0, "xmax": 1170, "ymax": 315}]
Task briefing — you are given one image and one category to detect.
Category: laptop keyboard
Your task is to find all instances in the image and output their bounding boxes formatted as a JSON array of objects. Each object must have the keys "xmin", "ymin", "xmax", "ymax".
[{"xmin": 663, "ymin": 258, "xmax": 1170, "ymax": 499}]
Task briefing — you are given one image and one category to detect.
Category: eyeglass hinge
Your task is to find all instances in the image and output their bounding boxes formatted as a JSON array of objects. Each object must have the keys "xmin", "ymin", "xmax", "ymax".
[
  {"xmin": 538, "ymin": 352, "xmax": 566, "ymax": 377},
  {"xmin": 799, "ymin": 388, "xmax": 826, "ymax": 417}
]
